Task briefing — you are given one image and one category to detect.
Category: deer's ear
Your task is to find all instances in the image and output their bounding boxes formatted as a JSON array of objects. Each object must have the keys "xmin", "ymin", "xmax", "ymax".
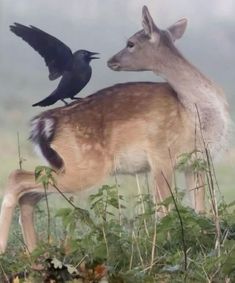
[
  {"xmin": 142, "ymin": 6, "xmax": 159, "ymax": 39},
  {"xmin": 167, "ymin": 18, "xmax": 188, "ymax": 41}
]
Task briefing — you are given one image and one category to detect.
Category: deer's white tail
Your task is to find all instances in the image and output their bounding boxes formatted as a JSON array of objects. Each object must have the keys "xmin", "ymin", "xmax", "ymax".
[{"xmin": 30, "ymin": 115, "xmax": 64, "ymax": 170}]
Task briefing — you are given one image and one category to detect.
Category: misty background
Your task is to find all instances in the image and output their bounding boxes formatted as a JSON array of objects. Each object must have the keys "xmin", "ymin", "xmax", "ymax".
[{"xmin": 0, "ymin": 0, "xmax": 235, "ymax": 197}]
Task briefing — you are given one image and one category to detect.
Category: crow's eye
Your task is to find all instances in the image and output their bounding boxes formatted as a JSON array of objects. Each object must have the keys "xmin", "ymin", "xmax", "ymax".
[{"xmin": 127, "ymin": 41, "xmax": 135, "ymax": 48}]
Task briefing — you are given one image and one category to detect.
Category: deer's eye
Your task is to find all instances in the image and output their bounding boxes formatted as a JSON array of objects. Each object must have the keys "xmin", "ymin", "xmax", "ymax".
[{"xmin": 127, "ymin": 41, "xmax": 135, "ymax": 48}]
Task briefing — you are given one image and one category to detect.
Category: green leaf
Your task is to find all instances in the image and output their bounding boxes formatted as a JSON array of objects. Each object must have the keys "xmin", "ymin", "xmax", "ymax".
[{"xmin": 56, "ymin": 208, "xmax": 73, "ymax": 217}]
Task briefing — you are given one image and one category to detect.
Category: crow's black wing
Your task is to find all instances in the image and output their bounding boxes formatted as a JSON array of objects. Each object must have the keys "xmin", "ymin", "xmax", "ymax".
[{"xmin": 10, "ymin": 23, "xmax": 73, "ymax": 80}]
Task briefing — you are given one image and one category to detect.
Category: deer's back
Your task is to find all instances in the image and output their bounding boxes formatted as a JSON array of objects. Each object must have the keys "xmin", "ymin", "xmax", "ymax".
[{"xmin": 33, "ymin": 82, "xmax": 194, "ymax": 187}]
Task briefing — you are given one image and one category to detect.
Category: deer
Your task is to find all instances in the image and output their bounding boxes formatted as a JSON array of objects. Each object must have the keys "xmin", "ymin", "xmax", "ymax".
[
  {"xmin": 0, "ymin": 6, "xmax": 230, "ymax": 254},
  {"xmin": 108, "ymin": 6, "xmax": 230, "ymax": 206}
]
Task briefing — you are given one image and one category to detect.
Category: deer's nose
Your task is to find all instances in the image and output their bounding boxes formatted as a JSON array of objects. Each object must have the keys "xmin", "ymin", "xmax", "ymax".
[{"xmin": 107, "ymin": 57, "xmax": 121, "ymax": 71}]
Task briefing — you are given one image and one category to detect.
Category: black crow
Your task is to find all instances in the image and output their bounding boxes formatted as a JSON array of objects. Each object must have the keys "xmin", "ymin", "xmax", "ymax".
[{"xmin": 10, "ymin": 23, "xmax": 99, "ymax": 107}]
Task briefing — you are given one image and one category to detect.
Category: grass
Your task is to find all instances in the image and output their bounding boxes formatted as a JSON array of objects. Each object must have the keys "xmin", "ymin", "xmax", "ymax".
[
  {"xmin": 1, "ymin": 185, "xmax": 235, "ymax": 282},
  {"xmin": 1, "ymin": 158, "xmax": 235, "ymax": 282}
]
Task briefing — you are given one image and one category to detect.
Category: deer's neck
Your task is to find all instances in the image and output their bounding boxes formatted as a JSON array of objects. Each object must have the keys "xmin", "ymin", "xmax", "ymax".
[
  {"xmin": 155, "ymin": 49, "xmax": 230, "ymax": 153},
  {"xmin": 156, "ymin": 51, "xmax": 225, "ymax": 109}
]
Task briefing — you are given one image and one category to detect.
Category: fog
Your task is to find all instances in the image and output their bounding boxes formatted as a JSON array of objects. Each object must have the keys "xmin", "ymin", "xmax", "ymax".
[{"xmin": 0, "ymin": 0, "xmax": 234, "ymax": 183}]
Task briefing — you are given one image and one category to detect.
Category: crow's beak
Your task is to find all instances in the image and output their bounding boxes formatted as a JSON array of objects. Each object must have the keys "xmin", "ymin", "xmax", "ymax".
[{"xmin": 89, "ymin": 52, "xmax": 100, "ymax": 60}]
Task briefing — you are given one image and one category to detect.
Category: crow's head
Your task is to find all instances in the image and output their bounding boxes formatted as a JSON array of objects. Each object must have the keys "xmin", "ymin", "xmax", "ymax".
[{"xmin": 74, "ymin": 50, "xmax": 99, "ymax": 63}]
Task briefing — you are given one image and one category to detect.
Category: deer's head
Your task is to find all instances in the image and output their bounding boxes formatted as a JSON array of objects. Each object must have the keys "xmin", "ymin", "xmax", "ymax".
[{"xmin": 107, "ymin": 6, "xmax": 187, "ymax": 73}]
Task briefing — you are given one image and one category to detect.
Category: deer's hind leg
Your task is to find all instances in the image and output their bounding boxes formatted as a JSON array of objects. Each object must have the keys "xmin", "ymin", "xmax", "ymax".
[
  {"xmin": 0, "ymin": 170, "xmax": 49, "ymax": 253},
  {"xmin": 19, "ymin": 192, "xmax": 44, "ymax": 252}
]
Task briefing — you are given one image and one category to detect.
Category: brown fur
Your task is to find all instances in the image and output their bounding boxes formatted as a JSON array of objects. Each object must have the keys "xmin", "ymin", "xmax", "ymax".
[{"xmin": 38, "ymin": 82, "xmax": 192, "ymax": 190}]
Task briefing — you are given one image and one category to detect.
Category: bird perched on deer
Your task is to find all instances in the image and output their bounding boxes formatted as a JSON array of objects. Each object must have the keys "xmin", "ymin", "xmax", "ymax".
[{"xmin": 10, "ymin": 23, "xmax": 99, "ymax": 107}]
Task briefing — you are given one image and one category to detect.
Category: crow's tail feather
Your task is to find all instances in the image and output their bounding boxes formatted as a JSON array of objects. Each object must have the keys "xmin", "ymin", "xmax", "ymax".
[{"xmin": 32, "ymin": 94, "xmax": 58, "ymax": 107}]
